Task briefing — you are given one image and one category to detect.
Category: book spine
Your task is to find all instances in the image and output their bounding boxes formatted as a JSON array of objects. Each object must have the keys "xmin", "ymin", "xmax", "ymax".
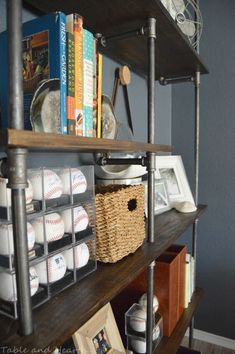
[
  {"xmin": 190, "ymin": 255, "xmax": 195, "ymax": 298},
  {"xmin": 66, "ymin": 15, "xmax": 75, "ymax": 134},
  {"xmin": 83, "ymin": 29, "xmax": 94, "ymax": 137},
  {"xmin": 184, "ymin": 253, "xmax": 191, "ymax": 308},
  {"xmin": 93, "ymin": 39, "xmax": 97, "ymax": 138},
  {"xmin": 74, "ymin": 14, "xmax": 83, "ymax": 136},
  {"xmin": 97, "ymin": 53, "xmax": 103, "ymax": 138},
  {"xmin": 178, "ymin": 246, "xmax": 187, "ymax": 317},
  {"xmin": 59, "ymin": 13, "xmax": 67, "ymax": 134}
]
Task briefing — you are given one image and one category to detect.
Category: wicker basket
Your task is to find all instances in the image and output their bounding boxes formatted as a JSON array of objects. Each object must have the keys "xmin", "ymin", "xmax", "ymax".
[{"xmin": 95, "ymin": 184, "xmax": 145, "ymax": 263}]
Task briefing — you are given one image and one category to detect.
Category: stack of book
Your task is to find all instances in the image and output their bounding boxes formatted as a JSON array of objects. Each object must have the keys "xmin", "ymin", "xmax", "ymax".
[
  {"xmin": 154, "ymin": 246, "xmax": 196, "ymax": 335},
  {"xmin": 0, "ymin": 11, "xmax": 103, "ymax": 138},
  {"xmin": 155, "ymin": 244, "xmax": 187, "ymax": 337}
]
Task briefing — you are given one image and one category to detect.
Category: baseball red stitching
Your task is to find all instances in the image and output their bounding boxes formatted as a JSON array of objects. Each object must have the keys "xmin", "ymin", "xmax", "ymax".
[
  {"xmin": 48, "ymin": 233, "xmax": 63, "ymax": 242},
  {"xmin": 74, "ymin": 214, "xmax": 88, "ymax": 229},
  {"xmin": 72, "ymin": 182, "xmax": 87, "ymax": 193},
  {"xmin": 45, "ymin": 185, "xmax": 63, "ymax": 199},
  {"xmin": 34, "ymin": 216, "xmax": 63, "ymax": 225}
]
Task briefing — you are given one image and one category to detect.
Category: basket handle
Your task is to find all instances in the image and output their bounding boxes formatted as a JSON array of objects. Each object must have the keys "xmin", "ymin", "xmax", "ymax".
[{"xmin": 128, "ymin": 198, "xmax": 137, "ymax": 211}]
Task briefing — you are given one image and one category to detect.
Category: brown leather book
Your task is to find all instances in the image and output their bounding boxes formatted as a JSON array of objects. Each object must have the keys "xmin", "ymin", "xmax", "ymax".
[
  {"xmin": 155, "ymin": 253, "xmax": 180, "ymax": 336},
  {"xmin": 164, "ymin": 244, "xmax": 187, "ymax": 318}
]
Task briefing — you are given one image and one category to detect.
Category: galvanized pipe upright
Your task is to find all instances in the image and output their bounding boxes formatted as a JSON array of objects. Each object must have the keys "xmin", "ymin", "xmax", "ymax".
[
  {"xmin": 189, "ymin": 70, "xmax": 200, "ymax": 348},
  {"xmin": 7, "ymin": 0, "xmax": 33, "ymax": 335},
  {"xmin": 8, "ymin": 0, "xmax": 23, "ymax": 130},
  {"xmin": 147, "ymin": 17, "xmax": 156, "ymax": 243},
  {"xmin": 146, "ymin": 17, "xmax": 156, "ymax": 354},
  {"xmin": 190, "ymin": 0, "xmax": 201, "ymax": 347}
]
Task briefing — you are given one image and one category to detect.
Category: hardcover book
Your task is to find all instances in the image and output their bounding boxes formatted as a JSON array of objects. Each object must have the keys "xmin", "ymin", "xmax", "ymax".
[
  {"xmin": 66, "ymin": 14, "xmax": 75, "ymax": 134},
  {"xmin": 165, "ymin": 244, "xmax": 187, "ymax": 318},
  {"xmin": 93, "ymin": 48, "xmax": 103, "ymax": 138},
  {"xmin": 155, "ymin": 253, "xmax": 180, "ymax": 336},
  {"xmin": 93, "ymin": 39, "xmax": 97, "ymax": 138},
  {"xmin": 184, "ymin": 253, "xmax": 191, "ymax": 308},
  {"xmin": 0, "ymin": 12, "xmax": 67, "ymax": 134},
  {"xmin": 96, "ymin": 52, "xmax": 103, "ymax": 138},
  {"xmin": 83, "ymin": 29, "xmax": 94, "ymax": 137},
  {"xmin": 73, "ymin": 14, "xmax": 83, "ymax": 136}
]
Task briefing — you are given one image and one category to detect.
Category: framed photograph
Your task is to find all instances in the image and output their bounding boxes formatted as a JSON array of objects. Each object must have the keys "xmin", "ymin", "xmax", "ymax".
[
  {"xmin": 154, "ymin": 179, "xmax": 171, "ymax": 214},
  {"xmin": 155, "ymin": 155, "xmax": 195, "ymax": 205},
  {"xmin": 72, "ymin": 303, "xmax": 126, "ymax": 354},
  {"xmin": 143, "ymin": 179, "xmax": 171, "ymax": 215}
]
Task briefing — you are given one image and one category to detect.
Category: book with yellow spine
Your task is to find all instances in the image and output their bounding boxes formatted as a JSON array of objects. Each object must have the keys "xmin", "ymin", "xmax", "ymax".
[{"xmin": 97, "ymin": 53, "xmax": 103, "ymax": 138}]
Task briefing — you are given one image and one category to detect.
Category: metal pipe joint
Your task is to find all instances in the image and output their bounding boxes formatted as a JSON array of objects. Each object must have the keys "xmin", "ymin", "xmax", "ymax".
[
  {"xmin": 147, "ymin": 18, "xmax": 157, "ymax": 39},
  {"xmin": 7, "ymin": 148, "xmax": 28, "ymax": 189},
  {"xmin": 146, "ymin": 152, "xmax": 156, "ymax": 171}
]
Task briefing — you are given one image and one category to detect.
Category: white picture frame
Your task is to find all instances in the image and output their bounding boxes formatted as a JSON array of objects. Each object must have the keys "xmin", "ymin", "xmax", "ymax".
[
  {"xmin": 143, "ymin": 179, "xmax": 171, "ymax": 215},
  {"xmin": 155, "ymin": 155, "xmax": 195, "ymax": 206}
]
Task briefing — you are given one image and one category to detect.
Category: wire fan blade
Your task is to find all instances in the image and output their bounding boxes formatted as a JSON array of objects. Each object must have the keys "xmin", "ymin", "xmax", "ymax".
[
  {"xmin": 161, "ymin": 0, "xmax": 203, "ymax": 48},
  {"xmin": 178, "ymin": 19, "xmax": 196, "ymax": 37}
]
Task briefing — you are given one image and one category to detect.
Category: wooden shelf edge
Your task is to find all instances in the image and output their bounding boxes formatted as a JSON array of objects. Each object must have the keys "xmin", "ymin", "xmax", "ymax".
[
  {"xmin": 154, "ymin": 288, "xmax": 204, "ymax": 354},
  {"xmin": 0, "ymin": 206, "xmax": 207, "ymax": 351},
  {"xmin": 0, "ymin": 129, "xmax": 172, "ymax": 153}
]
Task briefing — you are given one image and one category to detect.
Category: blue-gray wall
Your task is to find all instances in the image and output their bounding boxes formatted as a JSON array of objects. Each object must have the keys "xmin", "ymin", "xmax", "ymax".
[{"xmin": 172, "ymin": 0, "xmax": 235, "ymax": 340}]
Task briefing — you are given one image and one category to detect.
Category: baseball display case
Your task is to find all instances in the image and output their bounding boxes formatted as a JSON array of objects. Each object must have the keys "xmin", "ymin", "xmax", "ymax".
[
  {"xmin": 27, "ymin": 166, "xmax": 94, "ymax": 210},
  {"xmin": 125, "ymin": 303, "xmax": 163, "ymax": 353},
  {"xmin": 0, "ymin": 265, "xmax": 49, "ymax": 319},
  {"xmin": 0, "ymin": 176, "xmax": 40, "ymax": 220},
  {"xmin": 0, "ymin": 165, "xmax": 96, "ymax": 319}
]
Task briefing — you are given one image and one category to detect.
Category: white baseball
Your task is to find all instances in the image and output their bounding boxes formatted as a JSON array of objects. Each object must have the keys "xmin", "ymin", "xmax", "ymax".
[
  {"xmin": 0, "ymin": 266, "xmax": 39, "ymax": 302},
  {"xmin": 63, "ymin": 243, "xmax": 90, "ymax": 270},
  {"xmin": 0, "ymin": 177, "xmax": 33, "ymax": 207},
  {"xmin": 130, "ymin": 324, "xmax": 160, "ymax": 354},
  {"xmin": 31, "ymin": 212, "xmax": 64, "ymax": 244},
  {"xmin": 35, "ymin": 253, "xmax": 66, "ymax": 284},
  {"xmin": 130, "ymin": 308, "xmax": 147, "ymax": 332},
  {"xmin": 139, "ymin": 293, "xmax": 159, "ymax": 313},
  {"xmin": 28, "ymin": 169, "xmax": 63, "ymax": 200},
  {"xmin": 131, "ymin": 338, "xmax": 146, "ymax": 354},
  {"xmin": 153, "ymin": 324, "xmax": 161, "ymax": 341},
  {"xmin": 0, "ymin": 222, "xmax": 35, "ymax": 255},
  {"xmin": 61, "ymin": 206, "xmax": 89, "ymax": 234},
  {"xmin": 58, "ymin": 168, "xmax": 87, "ymax": 195}
]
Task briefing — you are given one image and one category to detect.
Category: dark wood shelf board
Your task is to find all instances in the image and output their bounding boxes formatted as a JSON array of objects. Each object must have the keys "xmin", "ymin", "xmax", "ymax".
[
  {"xmin": 23, "ymin": 0, "xmax": 208, "ymax": 80},
  {"xmin": 0, "ymin": 205, "xmax": 206, "ymax": 351},
  {"xmin": 154, "ymin": 288, "xmax": 204, "ymax": 354},
  {"xmin": 0, "ymin": 129, "xmax": 172, "ymax": 153}
]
